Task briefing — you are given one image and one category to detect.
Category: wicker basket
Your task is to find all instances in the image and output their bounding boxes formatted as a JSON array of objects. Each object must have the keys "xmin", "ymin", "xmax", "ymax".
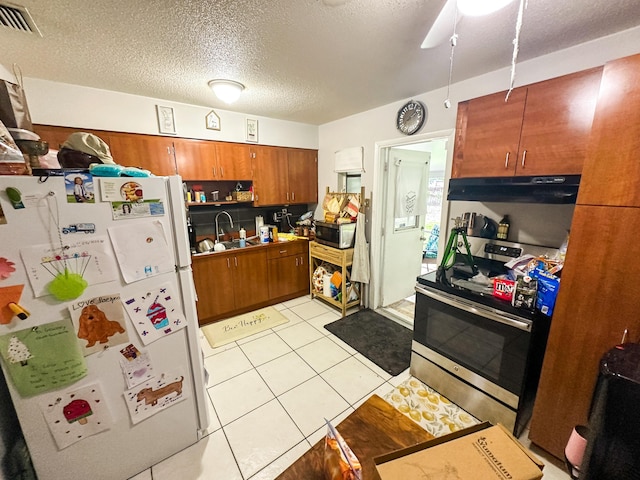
[{"xmin": 232, "ymin": 191, "xmax": 252, "ymax": 202}]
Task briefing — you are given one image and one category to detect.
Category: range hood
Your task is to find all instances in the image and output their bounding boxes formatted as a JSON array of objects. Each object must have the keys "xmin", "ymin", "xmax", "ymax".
[{"xmin": 447, "ymin": 175, "xmax": 581, "ymax": 204}]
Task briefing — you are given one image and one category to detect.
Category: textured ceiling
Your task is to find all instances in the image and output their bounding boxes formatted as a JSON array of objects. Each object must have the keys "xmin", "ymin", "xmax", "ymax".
[{"xmin": 1, "ymin": 0, "xmax": 640, "ymax": 125}]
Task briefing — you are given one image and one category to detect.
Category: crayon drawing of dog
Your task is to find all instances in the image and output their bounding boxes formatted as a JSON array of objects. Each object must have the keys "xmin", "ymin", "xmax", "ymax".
[
  {"xmin": 136, "ymin": 377, "xmax": 184, "ymax": 406},
  {"xmin": 77, "ymin": 304, "xmax": 125, "ymax": 347}
]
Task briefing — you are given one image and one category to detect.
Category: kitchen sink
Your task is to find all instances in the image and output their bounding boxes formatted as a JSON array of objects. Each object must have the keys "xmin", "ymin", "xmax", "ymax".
[{"xmin": 220, "ymin": 238, "xmax": 260, "ymax": 250}]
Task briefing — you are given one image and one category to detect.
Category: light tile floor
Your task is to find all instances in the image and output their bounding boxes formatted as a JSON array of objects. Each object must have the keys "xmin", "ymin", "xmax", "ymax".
[{"xmin": 129, "ymin": 296, "xmax": 570, "ymax": 480}]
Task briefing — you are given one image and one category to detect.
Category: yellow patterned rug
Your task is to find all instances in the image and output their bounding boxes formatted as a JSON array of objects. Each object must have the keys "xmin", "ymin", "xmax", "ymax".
[
  {"xmin": 202, "ymin": 306, "xmax": 289, "ymax": 348},
  {"xmin": 384, "ymin": 376, "xmax": 480, "ymax": 437}
]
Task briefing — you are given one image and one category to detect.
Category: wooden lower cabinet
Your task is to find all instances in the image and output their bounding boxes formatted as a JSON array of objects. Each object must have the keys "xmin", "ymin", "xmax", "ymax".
[
  {"xmin": 529, "ymin": 205, "xmax": 640, "ymax": 459},
  {"xmin": 192, "ymin": 242, "xmax": 309, "ymax": 326},
  {"xmin": 267, "ymin": 242, "xmax": 310, "ymax": 299},
  {"xmin": 192, "ymin": 254, "xmax": 235, "ymax": 322},
  {"xmin": 192, "ymin": 248, "xmax": 268, "ymax": 325}
]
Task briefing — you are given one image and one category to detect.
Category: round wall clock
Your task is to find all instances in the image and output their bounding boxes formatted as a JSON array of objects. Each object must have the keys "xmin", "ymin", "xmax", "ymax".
[{"xmin": 396, "ymin": 100, "xmax": 426, "ymax": 135}]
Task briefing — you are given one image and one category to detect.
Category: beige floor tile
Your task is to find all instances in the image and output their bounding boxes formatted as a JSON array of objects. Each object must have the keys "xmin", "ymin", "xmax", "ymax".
[
  {"xmin": 151, "ymin": 430, "xmax": 242, "ymax": 480},
  {"xmin": 278, "ymin": 376, "xmax": 350, "ymax": 436},
  {"xmin": 224, "ymin": 399, "xmax": 304, "ymax": 479},
  {"xmin": 256, "ymin": 351, "xmax": 316, "ymax": 396},
  {"xmin": 208, "ymin": 369, "xmax": 274, "ymax": 425}
]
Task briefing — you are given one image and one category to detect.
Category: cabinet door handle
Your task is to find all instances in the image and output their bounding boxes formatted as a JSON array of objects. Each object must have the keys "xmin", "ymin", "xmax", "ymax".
[
  {"xmin": 286, "ymin": 192, "xmax": 289, "ymax": 201},
  {"xmin": 226, "ymin": 258, "xmax": 230, "ymax": 268},
  {"xmin": 299, "ymin": 256, "xmax": 304, "ymax": 266},
  {"xmin": 212, "ymin": 166, "xmax": 216, "ymax": 177},
  {"xmin": 220, "ymin": 167, "xmax": 224, "ymax": 177},
  {"xmin": 622, "ymin": 329, "xmax": 629, "ymax": 344},
  {"xmin": 292, "ymin": 192, "xmax": 295, "ymax": 201},
  {"xmin": 234, "ymin": 257, "xmax": 238, "ymax": 267},
  {"xmin": 504, "ymin": 152, "xmax": 510, "ymax": 169},
  {"xmin": 295, "ymin": 257, "xmax": 299, "ymax": 266},
  {"xmin": 279, "ymin": 250, "xmax": 287, "ymax": 254},
  {"xmin": 521, "ymin": 150, "xmax": 527, "ymax": 168}
]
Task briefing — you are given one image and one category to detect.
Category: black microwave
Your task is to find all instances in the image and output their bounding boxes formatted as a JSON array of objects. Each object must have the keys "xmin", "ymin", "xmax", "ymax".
[{"xmin": 314, "ymin": 221, "xmax": 356, "ymax": 249}]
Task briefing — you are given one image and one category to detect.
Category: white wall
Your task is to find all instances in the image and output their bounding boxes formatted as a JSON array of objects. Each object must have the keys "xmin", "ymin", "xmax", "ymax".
[
  {"xmin": 11, "ymin": 78, "xmax": 318, "ymax": 150},
  {"xmin": 318, "ymin": 26, "xmax": 640, "ymax": 308}
]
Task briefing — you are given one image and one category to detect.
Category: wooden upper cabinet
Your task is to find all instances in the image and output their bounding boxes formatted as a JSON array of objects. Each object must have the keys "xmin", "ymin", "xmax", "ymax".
[
  {"xmin": 517, "ymin": 67, "xmax": 602, "ymax": 176},
  {"xmin": 175, "ymin": 139, "xmax": 252, "ymax": 181},
  {"xmin": 452, "ymin": 88, "xmax": 527, "ymax": 178},
  {"xmin": 287, "ymin": 149, "xmax": 318, "ymax": 204},
  {"xmin": 215, "ymin": 142, "xmax": 252, "ymax": 180},
  {"xmin": 107, "ymin": 132, "xmax": 177, "ymax": 176},
  {"xmin": 452, "ymin": 67, "xmax": 603, "ymax": 178},
  {"xmin": 173, "ymin": 138, "xmax": 216, "ymax": 180},
  {"xmin": 577, "ymin": 54, "xmax": 640, "ymax": 207},
  {"xmin": 32, "ymin": 125, "xmax": 96, "ymax": 150},
  {"xmin": 251, "ymin": 145, "xmax": 289, "ymax": 206}
]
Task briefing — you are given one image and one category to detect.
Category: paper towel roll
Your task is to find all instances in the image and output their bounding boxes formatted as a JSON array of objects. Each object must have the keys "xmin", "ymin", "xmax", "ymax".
[{"xmin": 323, "ymin": 274, "xmax": 332, "ymax": 297}]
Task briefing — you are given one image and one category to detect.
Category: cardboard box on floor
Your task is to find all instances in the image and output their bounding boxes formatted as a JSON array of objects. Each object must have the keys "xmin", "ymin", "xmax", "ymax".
[{"xmin": 374, "ymin": 422, "xmax": 544, "ymax": 480}]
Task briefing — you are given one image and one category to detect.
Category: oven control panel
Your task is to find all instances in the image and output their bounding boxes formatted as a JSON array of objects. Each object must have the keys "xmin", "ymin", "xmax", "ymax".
[{"xmin": 484, "ymin": 243, "xmax": 522, "ymax": 258}]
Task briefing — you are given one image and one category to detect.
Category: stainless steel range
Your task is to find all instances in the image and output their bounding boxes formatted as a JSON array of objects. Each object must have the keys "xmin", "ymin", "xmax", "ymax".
[{"xmin": 411, "ymin": 237, "xmax": 558, "ymax": 437}]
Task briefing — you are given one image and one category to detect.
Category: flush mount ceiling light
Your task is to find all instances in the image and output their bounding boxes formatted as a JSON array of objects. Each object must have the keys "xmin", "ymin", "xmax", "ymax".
[
  {"xmin": 457, "ymin": 0, "xmax": 516, "ymax": 16},
  {"xmin": 208, "ymin": 79, "xmax": 245, "ymax": 104},
  {"xmin": 422, "ymin": 0, "xmax": 517, "ymax": 48}
]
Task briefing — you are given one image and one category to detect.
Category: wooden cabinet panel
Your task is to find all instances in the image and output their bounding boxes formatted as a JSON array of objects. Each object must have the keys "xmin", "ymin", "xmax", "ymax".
[
  {"xmin": 577, "ymin": 54, "xmax": 640, "ymax": 207},
  {"xmin": 106, "ymin": 132, "xmax": 177, "ymax": 175},
  {"xmin": 268, "ymin": 256, "xmax": 300, "ymax": 299},
  {"xmin": 452, "ymin": 89, "xmax": 526, "ymax": 178},
  {"xmin": 192, "ymin": 254, "xmax": 235, "ymax": 325},
  {"xmin": 288, "ymin": 149, "xmax": 318, "ymax": 204},
  {"xmin": 268, "ymin": 241, "xmax": 309, "ymax": 298},
  {"xmin": 216, "ymin": 142, "xmax": 252, "ymax": 180},
  {"xmin": 251, "ymin": 145, "xmax": 289, "ymax": 205},
  {"xmin": 518, "ymin": 67, "xmax": 602, "ymax": 176},
  {"xmin": 32, "ymin": 125, "xmax": 93, "ymax": 150},
  {"xmin": 529, "ymin": 205, "xmax": 640, "ymax": 459},
  {"xmin": 452, "ymin": 67, "xmax": 602, "ymax": 179},
  {"xmin": 174, "ymin": 138, "xmax": 216, "ymax": 180},
  {"xmin": 232, "ymin": 249, "xmax": 269, "ymax": 308}
]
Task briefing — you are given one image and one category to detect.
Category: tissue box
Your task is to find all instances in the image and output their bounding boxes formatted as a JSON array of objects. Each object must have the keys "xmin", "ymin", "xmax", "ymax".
[{"xmin": 375, "ymin": 423, "xmax": 543, "ymax": 480}]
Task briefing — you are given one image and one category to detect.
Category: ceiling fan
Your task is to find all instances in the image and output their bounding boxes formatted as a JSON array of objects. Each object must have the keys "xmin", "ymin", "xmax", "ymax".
[{"xmin": 422, "ymin": 0, "xmax": 517, "ymax": 48}]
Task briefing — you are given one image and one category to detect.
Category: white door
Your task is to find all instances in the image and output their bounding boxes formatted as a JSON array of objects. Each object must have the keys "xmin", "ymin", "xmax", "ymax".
[{"xmin": 379, "ymin": 148, "xmax": 430, "ymax": 307}]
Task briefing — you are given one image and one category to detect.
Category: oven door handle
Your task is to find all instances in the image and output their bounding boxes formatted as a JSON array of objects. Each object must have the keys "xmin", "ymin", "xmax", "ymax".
[{"xmin": 415, "ymin": 285, "xmax": 532, "ymax": 332}]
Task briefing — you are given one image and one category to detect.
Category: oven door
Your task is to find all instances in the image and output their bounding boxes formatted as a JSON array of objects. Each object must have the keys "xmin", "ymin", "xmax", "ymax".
[{"xmin": 414, "ymin": 284, "xmax": 533, "ymax": 405}]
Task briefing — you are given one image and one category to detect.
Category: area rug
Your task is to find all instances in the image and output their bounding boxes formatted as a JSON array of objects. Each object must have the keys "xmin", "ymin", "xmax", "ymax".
[
  {"xmin": 324, "ymin": 309, "xmax": 412, "ymax": 376},
  {"xmin": 202, "ymin": 306, "xmax": 288, "ymax": 348},
  {"xmin": 384, "ymin": 376, "xmax": 480, "ymax": 438}
]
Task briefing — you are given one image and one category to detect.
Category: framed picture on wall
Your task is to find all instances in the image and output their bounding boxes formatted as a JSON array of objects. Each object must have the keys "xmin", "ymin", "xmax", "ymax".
[
  {"xmin": 156, "ymin": 105, "xmax": 176, "ymax": 135},
  {"xmin": 246, "ymin": 118, "xmax": 258, "ymax": 142},
  {"xmin": 205, "ymin": 110, "xmax": 220, "ymax": 131}
]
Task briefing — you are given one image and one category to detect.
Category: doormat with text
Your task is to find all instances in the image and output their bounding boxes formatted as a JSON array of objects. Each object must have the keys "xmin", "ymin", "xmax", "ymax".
[
  {"xmin": 202, "ymin": 306, "xmax": 288, "ymax": 348},
  {"xmin": 325, "ymin": 309, "xmax": 412, "ymax": 376}
]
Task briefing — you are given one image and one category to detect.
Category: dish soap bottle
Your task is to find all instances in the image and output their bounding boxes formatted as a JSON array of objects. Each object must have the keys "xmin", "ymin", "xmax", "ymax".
[
  {"xmin": 239, "ymin": 227, "xmax": 246, "ymax": 247},
  {"xmin": 497, "ymin": 215, "xmax": 510, "ymax": 240}
]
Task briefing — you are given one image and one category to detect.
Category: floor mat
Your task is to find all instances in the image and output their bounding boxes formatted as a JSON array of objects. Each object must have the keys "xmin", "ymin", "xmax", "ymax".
[
  {"xmin": 324, "ymin": 308, "xmax": 412, "ymax": 376},
  {"xmin": 202, "ymin": 306, "xmax": 288, "ymax": 348},
  {"xmin": 384, "ymin": 376, "xmax": 480, "ymax": 437}
]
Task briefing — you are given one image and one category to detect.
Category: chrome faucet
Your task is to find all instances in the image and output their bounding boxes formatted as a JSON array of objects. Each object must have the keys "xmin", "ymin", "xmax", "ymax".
[{"xmin": 214, "ymin": 211, "xmax": 234, "ymax": 243}]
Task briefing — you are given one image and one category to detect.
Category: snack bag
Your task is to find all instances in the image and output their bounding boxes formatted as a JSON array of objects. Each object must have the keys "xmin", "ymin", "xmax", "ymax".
[
  {"xmin": 512, "ymin": 274, "xmax": 537, "ymax": 310},
  {"xmin": 532, "ymin": 268, "xmax": 560, "ymax": 316},
  {"xmin": 493, "ymin": 277, "xmax": 516, "ymax": 302},
  {"xmin": 324, "ymin": 419, "xmax": 362, "ymax": 480}
]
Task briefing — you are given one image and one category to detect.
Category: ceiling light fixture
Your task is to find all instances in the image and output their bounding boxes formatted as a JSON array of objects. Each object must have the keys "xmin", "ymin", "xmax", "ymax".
[
  {"xmin": 457, "ymin": 0, "xmax": 516, "ymax": 17},
  {"xmin": 208, "ymin": 79, "xmax": 245, "ymax": 104}
]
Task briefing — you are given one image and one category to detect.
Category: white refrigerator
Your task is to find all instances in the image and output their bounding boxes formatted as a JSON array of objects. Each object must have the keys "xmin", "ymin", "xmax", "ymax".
[{"xmin": 0, "ymin": 174, "xmax": 208, "ymax": 479}]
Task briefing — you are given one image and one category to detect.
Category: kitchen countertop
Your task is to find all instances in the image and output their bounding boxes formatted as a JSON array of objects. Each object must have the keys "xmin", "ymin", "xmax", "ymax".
[{"xmin": 191, "ymin": 236, "xmax": 309, "ymax": 257}]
